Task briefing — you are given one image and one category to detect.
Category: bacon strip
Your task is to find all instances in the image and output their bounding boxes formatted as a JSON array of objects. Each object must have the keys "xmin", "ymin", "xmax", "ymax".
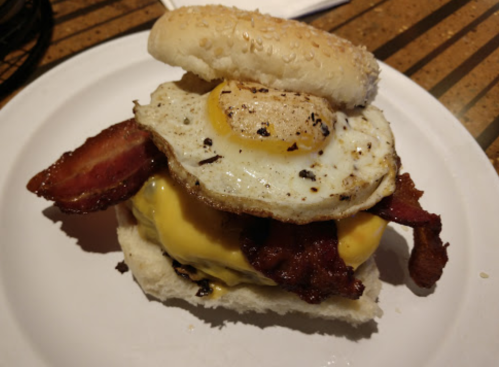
[
  {"xmin": 240, "ymin": 220, "xmax": 364, "ymax": 304},
  {"xmin": 27, "ymin": 119, "xmax": 167, "ymax": 214},
  {"xmin": 369, "ymin": 173, "xmax": 449, "ymax": 288}
]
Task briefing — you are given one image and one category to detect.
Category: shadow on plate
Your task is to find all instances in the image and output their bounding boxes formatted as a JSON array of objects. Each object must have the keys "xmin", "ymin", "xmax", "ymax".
[
  {"xmin": 376, "ymin": 225, "xmax": 436, "ymax": 296},
  {"xmin": 42, "ymin": 205, "xmax": 121, "ymax": 253},
  {"xmin": 146, "ymin": 294, "xmax": 379, "ymax": 340}
]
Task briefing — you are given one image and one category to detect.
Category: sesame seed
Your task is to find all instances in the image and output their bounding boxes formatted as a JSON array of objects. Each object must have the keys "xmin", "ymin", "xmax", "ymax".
[
  {"xmin": 214, "ymin": 48, "xmax": 223, "ymax": 57},
  {"xmin": 199, "ymin": 38, "xmax": 212, "ymax": 49},
  {"xmin": 282, "ymin": 53, "xmax": 296, "ymax": 63},
  {"xmin": 305, "ymin": 50, "xmax": 314, "ymax": 61}
]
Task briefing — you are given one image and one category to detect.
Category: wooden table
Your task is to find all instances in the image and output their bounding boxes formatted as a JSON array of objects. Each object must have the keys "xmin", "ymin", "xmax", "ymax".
[{"xmin": 2, "ymin": 0, "xmax": 499, "ymax": 174}]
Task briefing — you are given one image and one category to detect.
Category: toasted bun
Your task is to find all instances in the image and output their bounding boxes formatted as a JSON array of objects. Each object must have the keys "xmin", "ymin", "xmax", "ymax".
[
  {"xmin": 115, "ymin": 203, "xmax": 383, "ymax": 325},
  {"xmin": 148, "ymin": 5, "xmax": 379, "ymax": 108}
]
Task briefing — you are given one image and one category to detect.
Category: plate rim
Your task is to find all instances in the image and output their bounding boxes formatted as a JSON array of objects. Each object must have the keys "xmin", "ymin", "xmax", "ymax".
[{"xmin": 1, "ymin": 30, "xmax": 499, "ymax": 367}]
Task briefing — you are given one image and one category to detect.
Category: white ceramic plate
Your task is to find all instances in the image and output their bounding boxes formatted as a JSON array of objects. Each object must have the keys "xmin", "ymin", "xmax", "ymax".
[{"xmin": 1, "ymin": 32, "xmax": 498, "ymax": 367}]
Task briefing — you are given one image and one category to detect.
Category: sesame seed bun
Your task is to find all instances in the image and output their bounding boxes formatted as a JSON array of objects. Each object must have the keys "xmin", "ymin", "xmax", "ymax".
[{"xmin": 148, "ymin": 5, "xmax": 380, "ymax": 108}]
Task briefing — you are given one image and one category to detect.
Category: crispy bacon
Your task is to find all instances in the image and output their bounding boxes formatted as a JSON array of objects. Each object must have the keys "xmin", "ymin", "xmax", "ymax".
[
  {"xmin": 26, "ymin": 117, "xmax": 448, "ymax": 299},
  {"xmin": 241, "ymin": 173, "xmax": 449, "ymax": 304},
  {"xmin": 240, "ymin": 220, "xmax": 364, "ymax": 304},
  {"xmin": 27, "ymin": 119, "xmax": 167, "ymax": 214},
  {"xmin": 369, "ymin": 173, "xmax": 449, "ymax": 288}
]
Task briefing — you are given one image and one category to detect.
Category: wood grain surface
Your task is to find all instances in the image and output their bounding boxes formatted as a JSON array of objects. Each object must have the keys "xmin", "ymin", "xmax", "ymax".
[{"xmin": 2, "ymin": 0, "xmax": 499, "ymax": 174}]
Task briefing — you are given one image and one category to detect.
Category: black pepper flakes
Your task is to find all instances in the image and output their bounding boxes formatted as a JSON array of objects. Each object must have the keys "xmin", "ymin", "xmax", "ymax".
[
  {"xmin": 115, "ymin": 261, "xmax": 129, "ymax": 274},
  {"xmin": 203, "ymin": 137, "xmax": 213, "ymax": 146},
  {"xmin": 313, "ymin": 118, "xmax": 322, "ymax": 127},
  {"xmin": 287, "ymin": 142, "xmax": 298, "ymax": 152},
  {"xmin": 299, "ymin": 169, "xmax": 316, "ymax": 181},
  {"xmin": 221, "ymin": 90, "xmax": 231, "ymax": 94},
  {"xmin": 320, "ymin": 123, "xmax": 330, "ymax": 137},
  {"xmin": 199, "ymin": 155, "xmax": 223, "ymax": 166},
  {"xmin": 257, "ymin": 127, "xmax": 271, "ymax": 137},
  {"xmin": 310, "ymin": 187, "xmax": 318, "ymax": 193},
  {"xmin": 340, "ymin": 195, "xmax": 351, "ymax": 201},
  {"xmin": 318, "ymin": 150, "xmax": 324, "ymax": 155}
]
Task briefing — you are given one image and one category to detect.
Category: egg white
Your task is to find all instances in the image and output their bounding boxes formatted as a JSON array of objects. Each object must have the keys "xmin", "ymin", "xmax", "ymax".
[{"xmin": 134, "ymin": 73, "xmax": 398, "ymax": 224}]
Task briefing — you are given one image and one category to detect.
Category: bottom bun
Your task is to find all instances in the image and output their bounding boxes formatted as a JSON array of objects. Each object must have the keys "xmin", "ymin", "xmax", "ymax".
[{"xmin": 115, "ymin": 203, "xmax": 383, "ymax": 325}]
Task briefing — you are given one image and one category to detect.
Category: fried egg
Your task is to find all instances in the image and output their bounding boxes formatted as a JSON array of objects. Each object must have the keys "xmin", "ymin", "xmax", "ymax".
[{"xmin": 134, "ymin": 73, "xmax": 397, "ymax": 224}]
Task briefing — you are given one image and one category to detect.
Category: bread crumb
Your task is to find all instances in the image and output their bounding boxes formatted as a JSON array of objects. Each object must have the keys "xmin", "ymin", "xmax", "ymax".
[
  {"xmin": 115, "ymin": 260, "xmax": 129, "ymax": 274},
  {"xmin": 188, "ymin": 324, "xmax": 195, "ymax": 332},
  {"xmin": 480, "ymin": 272, "xmax": 489, "ymax": 279},
  {"xmin": 395, "ymin": 307, "xmax": 401, "ymax": 314}
]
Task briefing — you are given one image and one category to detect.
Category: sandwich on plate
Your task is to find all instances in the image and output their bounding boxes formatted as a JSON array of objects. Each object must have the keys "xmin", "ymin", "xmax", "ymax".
[{"xmin": 27, "ymin": 5, "xmax": 449, "ymax": 325}]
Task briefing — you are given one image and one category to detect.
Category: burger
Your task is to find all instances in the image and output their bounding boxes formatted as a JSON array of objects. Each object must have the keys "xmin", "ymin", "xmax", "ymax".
[{"xmin": 27, "ymin": 5, "xmax": 448, "ymax": 325}]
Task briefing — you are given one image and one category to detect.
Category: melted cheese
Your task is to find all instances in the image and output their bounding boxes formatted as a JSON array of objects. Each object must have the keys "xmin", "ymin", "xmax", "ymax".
[
  {"xmin": 131, "ymin": 173, "xmax": 275, "ymax": 287},
  {"xmin": 131, "ymin": 173, "xmax": 387, "ymax": 287},
  {"xmin": 336, "ymin": 212, "xmax": 387, "ymax": 270}
]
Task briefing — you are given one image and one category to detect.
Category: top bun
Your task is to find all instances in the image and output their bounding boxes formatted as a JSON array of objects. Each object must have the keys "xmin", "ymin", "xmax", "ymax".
[{"xmin": 148, "ymin": 5, "xmax": 379, "ymax": 108}]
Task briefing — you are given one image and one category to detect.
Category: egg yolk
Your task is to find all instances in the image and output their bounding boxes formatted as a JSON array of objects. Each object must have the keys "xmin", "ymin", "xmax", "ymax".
[{"xmin": 207, "ymin": 80, "xmax": 335, "ymax": 155}]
